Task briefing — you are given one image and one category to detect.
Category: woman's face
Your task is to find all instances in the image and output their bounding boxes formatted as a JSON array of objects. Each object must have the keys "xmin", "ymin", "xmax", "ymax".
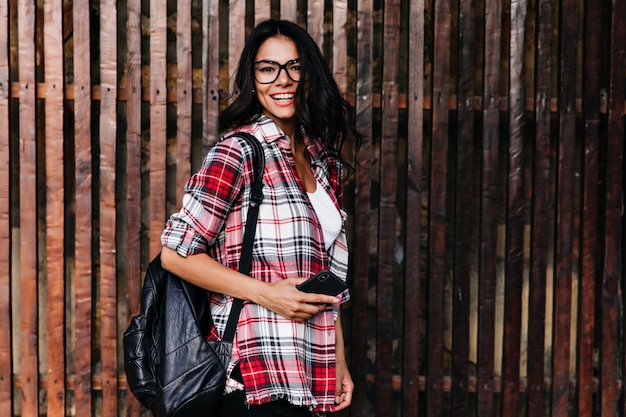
[{"xmin": 253, "ymin": 36, "xmax": 300, "ymax": 136}]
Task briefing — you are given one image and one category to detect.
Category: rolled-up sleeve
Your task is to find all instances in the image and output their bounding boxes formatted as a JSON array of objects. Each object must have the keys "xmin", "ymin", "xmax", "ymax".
[{"xmin": 161, "ymin": 137, "xmax": 247, "ymax": 257}]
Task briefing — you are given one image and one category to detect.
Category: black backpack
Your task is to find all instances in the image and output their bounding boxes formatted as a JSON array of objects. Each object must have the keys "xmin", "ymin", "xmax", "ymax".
[{"xmin": 123, "ymin": 133, "xmax": 264, "ymax": 417}]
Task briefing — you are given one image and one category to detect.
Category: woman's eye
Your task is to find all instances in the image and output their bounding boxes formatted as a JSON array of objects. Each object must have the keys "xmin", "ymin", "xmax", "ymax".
[{"xmin": 258, "ymin": 66, "xmax": 275, "ymax": 73}]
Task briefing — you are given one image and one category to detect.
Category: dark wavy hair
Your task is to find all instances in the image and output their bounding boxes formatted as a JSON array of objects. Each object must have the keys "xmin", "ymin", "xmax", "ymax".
[{"xmin": 219, "ymin": 19, "xmax": 362, "ymax": 162}]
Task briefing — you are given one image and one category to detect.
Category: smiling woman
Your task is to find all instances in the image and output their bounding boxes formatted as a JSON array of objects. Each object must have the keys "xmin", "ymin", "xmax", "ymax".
[{"xmin": 158, "ymin": 19, "xmax": 364, "ymax": 417}]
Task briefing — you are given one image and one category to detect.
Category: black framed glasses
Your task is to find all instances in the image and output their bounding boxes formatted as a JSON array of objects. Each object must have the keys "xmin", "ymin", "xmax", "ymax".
[{"xmin": 254, "ymin": 59, "xmax": 301, "ymax": 84}]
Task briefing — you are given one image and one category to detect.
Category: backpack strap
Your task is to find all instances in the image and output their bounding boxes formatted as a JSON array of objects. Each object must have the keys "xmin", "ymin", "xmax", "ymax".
[{"xmin": 222, "ymin": 132, "xmax": 264, "ymax": 343}]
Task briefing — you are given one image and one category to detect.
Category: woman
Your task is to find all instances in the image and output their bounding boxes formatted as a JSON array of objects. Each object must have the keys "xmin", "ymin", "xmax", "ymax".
[{"xmin": 160, "ymin": 19, "xmax": 362, "ymax": 416}]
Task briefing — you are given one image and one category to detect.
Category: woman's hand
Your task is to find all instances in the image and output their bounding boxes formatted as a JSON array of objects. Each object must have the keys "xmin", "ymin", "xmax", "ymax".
[
  {"xmin": 333, "ymin": 309, "xmax": 353, "ymax": 412},
  {"xmin": 160, "ymin": 247, "xmax": 338, "ymax": 322},
  {"xmin": 255, "ymin": 278, "xmax": 341, "ymax": 322},
  {"xmin": 333, "ymin": 360, "xmax": 354, "ymax": 412}
]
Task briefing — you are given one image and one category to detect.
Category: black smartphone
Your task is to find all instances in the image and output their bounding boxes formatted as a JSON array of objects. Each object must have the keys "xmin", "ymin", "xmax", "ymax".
[{"xmin": 296, "ymin": 270, "xmax": 347, "ymax": 296}]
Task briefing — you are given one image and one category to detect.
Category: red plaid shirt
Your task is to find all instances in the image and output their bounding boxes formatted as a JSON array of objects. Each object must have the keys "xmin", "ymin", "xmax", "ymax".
[{"xmin": 161, "ymin": 116, "xmax": 350, "ymax": 412}]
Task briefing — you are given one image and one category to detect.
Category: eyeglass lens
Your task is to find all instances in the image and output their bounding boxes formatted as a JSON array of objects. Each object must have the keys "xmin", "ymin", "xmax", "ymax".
[{"xmin": 254, "ymin": 59, "xmax": 300, "ymax": 84}]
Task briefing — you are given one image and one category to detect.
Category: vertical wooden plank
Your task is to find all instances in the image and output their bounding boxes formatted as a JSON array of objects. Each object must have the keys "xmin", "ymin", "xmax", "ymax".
[
  {"xmin": 307, "ymin": 0, "xmax": 324, "ymax": 50},
  {"xmin": 43, "ymin": 1, "xmax": 65, "ymax": 415},
  {"xmin": 452, "ymin": 0, "xmax": 475, "ymax": 415},
  {"xmin": 17, "ymin": 0, "xmax": 39, "ymax": 414},
  {"xmin": 351, "ymin": 1, "xmax": 373, "ymax": 416},
  {"xmin": 0, "ymin": 0, "xmax": 11, "ymax": 412},
  {"xmin": 149, "ymin": 0, "xmax": 167, "ymax": 258},
  {"xmin": 404, "ymin": 0, "xmax": 425, "ymax": 415},
  {"xmin": 203, "ymin": 0, "xmax": 219, "ymax": 150},
  {"xmin": 577, "ymin": 0, "xmax": 602, "ymax": 415},
  {"xmin": 280, "ymin": 0, "xmax": 298, "ymax": 22},
  {"xmin": 477, "ymin": 0, "xmax": 501, "ymax": 414},
  {"xmin": 73, "ymin": 0, "xmax": 93, "ymax": 410},
  {"xmin": 550, "ymin": 0, "xmax": 577, "ymax": 414},
  {"xmin": 228, "ymin": 0, "xmax": 246, "ymax": 99},
  {"xmin": 332, "ymin": 0, "xmax": 347, "ymax": 97},
  {"xmin": 427, "ymin": 0, "xmax": 450, "ymax": 414},
  {"xmin": 176, "ymin": 0, "xmax": 192, "ymax": 208},
  {"xmin": 254, "ymin": 0, "xmax": 271, "ymax": 25},
  {"xmin": 125, "ymin": 0, "xmax": 142, "ymax": 413},
  {"xmin": 376, "ymin": 1, "xmax": 400, "ymax": 416},
  {"xmin": 604, "ymin": 1, "xmax": 625, "ymax": 416},
  {"xmin": 527, "ymin": 0, "xmax": 551, "ymax": 415},
  {"xmin": 99, "ymin": 1, "xmax": 118, "ymax": 414},
  {"xmin": 501, "ymin": 1, "xmax": 527, "ymax": 416}
]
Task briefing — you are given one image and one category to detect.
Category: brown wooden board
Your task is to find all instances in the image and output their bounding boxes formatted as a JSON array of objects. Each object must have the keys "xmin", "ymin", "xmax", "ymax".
[
  {"xmin": 333, "ymin": 0, "xmax": 348, "ymax": 97},
  {"xmin": 124, "ymin": 0, "xmax": 142, "ymax": 414},
  {"xmin": 254, "ymin": 0, "xmax": 271, "ymax": 25},
  {"xmin": 203, "ymin": 0, "xmax": 220, "ymax": 150},
  {"xmin": 98, "ymin": 1, "xmax": 118, "ymax": 414},
  {"xmin": 307, "ymin": 0, "xmax": 324, "ymax": 50},
  {"xmin": 375, "ymin": 1, "xmax": 401, "ymax": 415},
  {"xmin": 527, "ymin": 0, "xmax": 552, "ymax": 415},
  {"xmin": 176, "ymin": 0, "xmax": 192, "ymax": 209},
  {"xmin": 228, "ymin": 0, "xmax": 246, "ymax": 104},
  {"xmin": 577, "ymin": 0, "xmax": 602, "ymax": 415},
  {"xmin": 550, "ymin": 0, "xmax": 578, "ymax": 414},
  {"xmin": 0, "ymin": 0, "xmax": 10, "ymax": 413},
  {"xmin": 604, "ymin": 1, "xmax": 625, "ymax": 415},
  {"xmin": 403, "ymin": 0, "xmax": 424, "ymax": 415},
  {"xmin": 44, "ymin": 0, "xmax": 66, "ymax": 414},
  {"xmin": 350, "ymin": 1, "xmax": 373, "ymax": 415},
  {"xmin": 501, "ymin": 1, "xmax": 527, "ymax": 416},
  {"xmin": 73, "ymin": 0, "xmax": 94, "ymax": 411},
  {"xmin": 427, "ymin": 0, "xmax": 451, "ymax": 415},
  {"xmin": 476, "ymin": 0, "xmax": 502, "ymax": 414},
  {"xmin": 451, "ymin": 0, "xmax": 475, "ymax": 415},
  {"xmin": 18, "ymin": 0, "xmax": 39, "ymax": 414},
  {"xmin": 149, "ymin": 0, "xmax": 167, "ymax": 259},
  {"xmin": 280, "ymin": 0, "xmax": 298, "ymax": 22},
  {"xmin": 476, "ymin": 108, "xmax": 498, "ymax": 417}
]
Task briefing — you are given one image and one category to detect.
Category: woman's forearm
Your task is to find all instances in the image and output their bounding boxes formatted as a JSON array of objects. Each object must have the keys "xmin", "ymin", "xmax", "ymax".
[
  {"xmin": 160, "ymin": 246, "xmax": 265, "ymax": 302},
  {"xmin": 335, "ymin": 309, "xmax": 347, "ymax": 364}
]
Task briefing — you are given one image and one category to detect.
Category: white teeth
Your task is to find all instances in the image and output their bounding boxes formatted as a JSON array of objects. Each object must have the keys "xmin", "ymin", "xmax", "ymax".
[{"xmin": 272, "ymin": 93, "xmax": 294, "ymax": 100}]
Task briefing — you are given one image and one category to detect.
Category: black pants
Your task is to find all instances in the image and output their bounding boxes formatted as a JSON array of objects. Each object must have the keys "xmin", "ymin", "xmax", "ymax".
[{"xmin": 219, "ymin": 365, "xmax": 312, "ymax": 417}]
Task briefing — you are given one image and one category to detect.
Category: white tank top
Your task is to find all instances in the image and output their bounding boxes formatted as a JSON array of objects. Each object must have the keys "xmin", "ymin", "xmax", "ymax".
[{"xmin": 307, "ymin": 182, "xmax": 342, "ymax": 250}]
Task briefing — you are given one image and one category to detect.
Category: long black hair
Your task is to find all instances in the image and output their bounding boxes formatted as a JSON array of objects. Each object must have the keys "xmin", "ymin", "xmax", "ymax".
[{"xmin": 219, "ymin": 20, "xmax": 362, "ymax": 161}]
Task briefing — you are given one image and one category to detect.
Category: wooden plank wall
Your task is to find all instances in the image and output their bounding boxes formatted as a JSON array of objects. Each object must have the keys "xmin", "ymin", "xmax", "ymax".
[{"xmin": 1, "ymin": 1, "xmax": 625, "ymax": 416}]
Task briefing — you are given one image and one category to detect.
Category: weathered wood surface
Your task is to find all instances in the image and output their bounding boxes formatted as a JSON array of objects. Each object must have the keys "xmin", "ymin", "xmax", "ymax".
[
  {"xmin": 604, "ymin": 2, "xmax": 625, "ymax": 417},
  {"xmin": 501, "ymin": 1, "xmax": 527, "ymax": 416},
  {"xmin": 477, "ymin": 0, "xmax": 502, "ymax": 415},
  {"xmin": 1, "ymin": 1, "xmax": 625, "ymax": 416},
  {"xmin": 17, "ymin": 0, "xmax": 38, "ymax": 415},
  {"xmin": 427, "ymin": 0, "xmax": 450, "ymax": 414},
  {"xmin": 44, "ymin": 0, "xmax": 65, "ymax": 415},
  {"xmin": 403, "ymin": 0, "xmax": 424, "ymax": 415},
  {"xmin": 451, "ymin": 0, "xmax": 475, "ymax": 415},
  {"xmin": 73, "ymin": 0, "xmax": 94, "ymax": 414},
  {"xmin": 551, "ymin": 0, "xmax": 577, "ymax": 414},
  {"xmin": 577, "ymin": 0, "xmax": 601, "ymax": 416},
  {"xmin": 98, "ymin": 2, "xmax": 118, "ymax": 416},
  {"xmin": 0, "ymin": 0, "xmax": 10, "ymax": 414},
  {"xmin": 527, "ymin": 0, "xmax": 553, "ymax": 416},
  {"xmin": 350, "ymin": 1, "xmax": 373, "ymax": 416},
  {"xmin": 375, "ymin": 1, "xmax": 401, "ymax": 416}
]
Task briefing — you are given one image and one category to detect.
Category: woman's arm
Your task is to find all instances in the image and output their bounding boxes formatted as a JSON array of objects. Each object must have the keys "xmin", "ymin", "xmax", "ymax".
[
  {"xmin": 160, "ymin": 246, "xmax": 339, "ymax": 322},
  {"xmin": 333, "ymin": 309, "xmax": 354, "ymax": 411}
]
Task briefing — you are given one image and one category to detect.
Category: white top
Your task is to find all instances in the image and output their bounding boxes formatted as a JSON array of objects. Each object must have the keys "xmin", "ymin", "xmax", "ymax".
[{"xmin": 307, "ymin": 182, "xmax": 342, "ymax": 250}]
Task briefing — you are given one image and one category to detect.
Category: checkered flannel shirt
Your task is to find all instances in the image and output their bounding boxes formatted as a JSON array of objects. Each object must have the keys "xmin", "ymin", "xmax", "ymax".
[{"xmin": 161, "ymin": 115, "xmax": 350, "ymax": 412}]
